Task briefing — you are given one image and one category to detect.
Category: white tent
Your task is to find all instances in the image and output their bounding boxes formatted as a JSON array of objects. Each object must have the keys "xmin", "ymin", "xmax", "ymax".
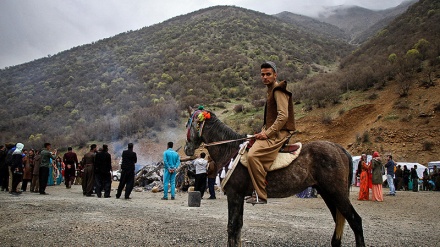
[
  {"xmin": 428, "ymin": 161, "xmax": 440, "ymax": 172},
  {"xmin": 396, "ymin": 162, "xmax": 426, "ymax": 178}
]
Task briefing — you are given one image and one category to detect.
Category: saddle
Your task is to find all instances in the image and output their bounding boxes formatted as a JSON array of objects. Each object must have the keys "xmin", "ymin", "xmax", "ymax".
[
  {"xmin": 220, "ymin": 139, "xmax": 302, "ymax": 189},
  {"xmin": 240, "ymin": 142, "xmax": 302, "ymax": 171}
]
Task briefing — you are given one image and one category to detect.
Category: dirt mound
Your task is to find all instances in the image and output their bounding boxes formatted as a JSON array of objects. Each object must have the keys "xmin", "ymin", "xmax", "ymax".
[{"xmin": 295, "ymin": 79, "xmax": 439, "ymax": 164}]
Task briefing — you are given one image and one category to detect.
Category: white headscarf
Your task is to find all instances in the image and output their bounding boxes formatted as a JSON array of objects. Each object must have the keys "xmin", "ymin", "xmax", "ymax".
[{"xmin": 13, "ymin": 143, "xmax": 24, "ymax": 155}]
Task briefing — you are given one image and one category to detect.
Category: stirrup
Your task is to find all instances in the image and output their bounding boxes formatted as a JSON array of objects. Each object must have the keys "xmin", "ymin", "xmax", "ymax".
[{"xmin": 246, "ymin": 190, "xmax": 267, "ymax": 205}]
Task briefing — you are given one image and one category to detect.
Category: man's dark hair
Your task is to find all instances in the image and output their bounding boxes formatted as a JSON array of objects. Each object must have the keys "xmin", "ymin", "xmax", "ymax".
[
  {"xmin": 102, "ymin": 144, "xmax": 108, "ymax": 152},
  {"xmin": 128, "ymin": 143, "xmax": 134, "ymax": 149},
  {"xmin": 200, "ymin": 152, "xmax": 206, "ymax": 158},
  {"xmin": 90, "ymin": 144, "xmax": 97, "ymax": 150},
  {"xmin": 68, "ymin": 147, "xmax": 73, "ymax": 151},
  {"xmin": 44, "ymin": 143, "xmax": 51, "ymax": 148},
  {"xmin": 388, "ymin": 155, "xmax": 393, "ymax": 160},
  {"xmin": 167, "ymin": 142, "xmax": 174, "ymax": 149}
]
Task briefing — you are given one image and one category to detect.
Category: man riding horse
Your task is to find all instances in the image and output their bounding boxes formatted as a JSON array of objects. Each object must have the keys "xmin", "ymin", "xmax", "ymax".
[{"xmin": 247, "ymin": 61, "xmax": 296, "ymax": 205}]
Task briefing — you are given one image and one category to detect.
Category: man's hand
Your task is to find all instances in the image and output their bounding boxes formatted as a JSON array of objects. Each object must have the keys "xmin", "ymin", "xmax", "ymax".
[{"xmin": 254, "ymin": 131, "xmax": 268, "ymax": 140}]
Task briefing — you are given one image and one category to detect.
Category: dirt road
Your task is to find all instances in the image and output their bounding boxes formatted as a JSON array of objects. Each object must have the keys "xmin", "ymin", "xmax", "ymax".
[{"xmin": 0, "ymin": 184, "xmax": 439, "ymax": 246}]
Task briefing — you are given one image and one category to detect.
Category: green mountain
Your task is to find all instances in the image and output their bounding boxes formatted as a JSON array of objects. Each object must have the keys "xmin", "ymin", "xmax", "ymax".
[{"xmin": 0, "ymin": 6, "xmax": 352, "ymax": 148}]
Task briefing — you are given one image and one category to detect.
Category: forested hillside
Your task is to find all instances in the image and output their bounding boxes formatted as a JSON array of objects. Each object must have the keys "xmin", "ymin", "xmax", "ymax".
[
  {"xmin": 0, "ymin": 6, "xmax": 352, "ymax": 148},
  {"xmin": 291, "ymin": 0, "xmax": 440, "ymax": 163},
  {"xmin": 1, "ymin": 0, "xmax": 439, "ymax": 164}
]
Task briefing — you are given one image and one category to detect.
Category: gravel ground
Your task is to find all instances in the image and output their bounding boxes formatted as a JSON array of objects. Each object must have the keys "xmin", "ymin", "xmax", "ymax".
[{"xmin": 0, "ymin": 183, "xmax": 439, "ymax": 247}]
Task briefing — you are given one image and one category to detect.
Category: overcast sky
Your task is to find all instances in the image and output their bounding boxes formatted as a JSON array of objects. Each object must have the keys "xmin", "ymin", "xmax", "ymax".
[{"xmin": 0, "ymin": 0, "xmax": 408, "ymax": 69}]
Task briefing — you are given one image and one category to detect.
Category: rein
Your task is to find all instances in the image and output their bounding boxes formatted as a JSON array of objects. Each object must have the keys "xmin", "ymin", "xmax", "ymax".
[{"xmin": 202, "ymin": 135, "xmax": 255, "ymax": 147}]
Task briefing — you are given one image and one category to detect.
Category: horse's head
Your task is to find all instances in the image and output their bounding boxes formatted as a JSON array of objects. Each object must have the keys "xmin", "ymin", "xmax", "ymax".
[{"xmin": 184, "ymin": 108, "xmax": 211, "ymax": 156}]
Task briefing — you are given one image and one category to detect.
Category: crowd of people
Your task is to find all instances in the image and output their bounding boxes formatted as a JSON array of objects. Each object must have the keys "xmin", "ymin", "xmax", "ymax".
[
  {"xmin": 356, "ymin": 151, "xmax": 440, "ymax": 202},
  {"xmin": 0, "ymin": 142, "xmax": 139, "ymax": 199},
  {"xmin": 0, "ymin": 142, "xmax": 64, "ymax": 195}
]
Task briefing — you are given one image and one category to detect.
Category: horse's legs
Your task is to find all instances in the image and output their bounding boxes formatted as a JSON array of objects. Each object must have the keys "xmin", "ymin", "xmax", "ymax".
[
  {"xmin": 319, "ymin": 191, "xmax": 344, "ymax": 247},
  {"xmin": 320, "ymin": 191, "xmax": 365, "ymax": 247},
  {"xmin": 227, "ymin": 192, "xmax": 245, "ymax": 247}
]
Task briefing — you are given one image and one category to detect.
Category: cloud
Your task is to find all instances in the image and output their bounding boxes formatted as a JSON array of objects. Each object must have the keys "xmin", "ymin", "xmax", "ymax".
[{"xmin": 0, "ymin": 0, "xmax": 408, "ymax": 69}]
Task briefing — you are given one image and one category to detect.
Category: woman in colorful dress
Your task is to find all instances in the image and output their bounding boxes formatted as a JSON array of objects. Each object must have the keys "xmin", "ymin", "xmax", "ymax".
[
  {"xmin": 47, "ymin": 158, "xmax": 55, "ymax": 186},
  {"xmin": 357, "ymin": 154, "xmax": 370, "ymax": 201},
  {"xmin": 371, "ymin": 151, "xmax": 384, "ymax": 202},
  {"xmin": 55, "ymin": 156, "xmax": 63, "ymax": 185}
]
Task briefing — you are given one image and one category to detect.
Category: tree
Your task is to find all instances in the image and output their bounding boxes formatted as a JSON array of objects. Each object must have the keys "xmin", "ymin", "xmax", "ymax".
[{"xmin": 414, "ymin": 39, "xmax": 431, "ymax": 60}]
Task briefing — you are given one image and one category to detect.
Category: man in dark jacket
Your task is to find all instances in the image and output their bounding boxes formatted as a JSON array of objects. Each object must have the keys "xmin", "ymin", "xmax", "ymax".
[
  {"xmin": 63, "ymin": 147, "xmax": 78, "ymax": 189},
  {"xmin": 385, "ymin": 155, "xmax": 396, "ymax": 196},
  {"xmin": 116, "ymin": 143, "xmax": 137, "ymax": 199},
  {"xmin": 94, "ymin": 144, "xmax": 112, "ymax": 198},
  {"xmin": 11, "ymin": 143, "xmax": 25, "ymax": 195},
  {"xmin": 4, "ymin": 144, "xmax": 16, "ymax": 192},
  {"xmin": 82, "ymin": 144, "xmax": 97, "ymax": 197},
  {"xmin": 0, "ymin": 145, "xmax": 8, "ymax": 191}
]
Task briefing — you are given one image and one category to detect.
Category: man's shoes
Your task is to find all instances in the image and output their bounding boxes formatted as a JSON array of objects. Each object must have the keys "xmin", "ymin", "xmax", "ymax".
[
  {"xmin": 97, "ymin": 195, "xmax": 102, "ymax": 198},
  {"xmin": 161, "ymin": 197, "xmax": 168, "ymax": 200},
  {"xmin": 85, "ymin": 194, "xmax": 95, "ymax": 197},
  {"xmin": 104, "ymin": 195, "xmax": 111, "ymax": 198},
  {"xmin": 11, "ymin": 192, "xmax": 20, "ymax": 196},
  {"xmin": 171, "ymin": 197, "xmax": 175, "ymax": 200},
  {"xmin": 39, "ymin": 192, "xmax": 49, "ymax": 195},
  {"xmin": 125, "ymin": 197, "xmax": 131, "ymax": 200},
  {"xmin": 246, "ymin": 196, "xmax": 267, "ymax": 205},
  {"xmin": 208, "ymin": 197, "xmax": 216, "ymax": 199}
]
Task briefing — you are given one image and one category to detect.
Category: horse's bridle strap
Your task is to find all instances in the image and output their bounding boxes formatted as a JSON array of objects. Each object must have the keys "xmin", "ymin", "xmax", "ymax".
[{"xmin": 203, "ymin": 135, "xmax": 255, "ymax": 147}]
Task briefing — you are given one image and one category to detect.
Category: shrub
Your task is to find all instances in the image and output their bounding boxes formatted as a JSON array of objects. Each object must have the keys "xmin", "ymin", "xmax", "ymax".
[
  {"xmin": 367, "ymin": 93, "xmax": 378, "ymax": 100},
  {"xmin": 252, "ymin": 99, "xmax": 265, "ymax": 108},
  {"xmin": 233, "ymin": 104, "xmax": 244, "ymax": 113},
  {"xmin": 422, "ymin": 141, "xmax": 434, "ymax": 151},
  {"xmin": 321, "ymin": 113, "xmax": 332, "ymax": 125},
  {"xmin": 434, "ymin": 103, "xmax": 440, "ymax": 113},
  {"xmin": 400, "ymin": 114, "xmax": 412, "ymax": 122},
  {"xmin": 394, "ymin": 100, "xmax": 410, "ymax": 109},
  {"xmin": 362, "ymin": 131, "xmax": 370, "ymax": 143},
  {"xmin": 338, "ymin": 108, "xmax": 346, "ymax": 116}
]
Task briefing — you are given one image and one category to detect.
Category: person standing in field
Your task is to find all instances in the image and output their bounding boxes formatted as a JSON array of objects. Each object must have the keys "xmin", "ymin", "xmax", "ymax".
[
  {"xmin": 162, "ymin": 142, "xmax": 180, "ymax": 200},
  {"xmin": 116, "ymin": 143, "xmax": 137, "ymax": 199}
]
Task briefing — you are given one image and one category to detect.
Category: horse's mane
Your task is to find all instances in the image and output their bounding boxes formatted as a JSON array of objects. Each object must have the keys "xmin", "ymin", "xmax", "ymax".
[
  {"xmin": 202, "ymin": 112, "xmax": 247, "ymax": 173},
  {"xmin": 203, "ymin": 113, "xmax": 244, "ymax": 141}
]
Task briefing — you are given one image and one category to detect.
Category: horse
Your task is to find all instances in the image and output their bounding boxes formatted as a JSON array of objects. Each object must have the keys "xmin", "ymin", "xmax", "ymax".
[{"xmin": 184, "ymin": 110, "xmax": 365, "ymax": 247}]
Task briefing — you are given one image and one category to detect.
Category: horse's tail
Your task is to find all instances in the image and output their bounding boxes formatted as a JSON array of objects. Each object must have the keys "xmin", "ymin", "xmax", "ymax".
[
  {"xmin": 338, "ymin": 144, "xmax": 353, "ymax": 192},
  {"xmin": 335, "ymin": 209, "xmax": 346, "ymax": 240}
]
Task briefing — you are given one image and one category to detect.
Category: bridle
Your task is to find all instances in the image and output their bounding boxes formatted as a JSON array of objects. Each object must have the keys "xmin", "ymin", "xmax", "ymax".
[
  {"xmin": 203, "ymin": 136, "xmax": 254, "ymax": 147},
  {"xmin": 186, "ymin": 109, "xmax": 255, "ymax": 147}
]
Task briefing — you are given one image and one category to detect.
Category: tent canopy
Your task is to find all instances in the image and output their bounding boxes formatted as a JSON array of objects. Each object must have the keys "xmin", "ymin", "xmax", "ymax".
[{"xmin": 396, "ymin": 162, "xmax": 426, "ymax": 178}]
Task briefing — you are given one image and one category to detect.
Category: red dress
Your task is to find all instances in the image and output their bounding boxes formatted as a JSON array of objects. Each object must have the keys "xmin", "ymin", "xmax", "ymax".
[{"xmin": 358, "ymin": 161, "xmax": 370, "ymax": 201}]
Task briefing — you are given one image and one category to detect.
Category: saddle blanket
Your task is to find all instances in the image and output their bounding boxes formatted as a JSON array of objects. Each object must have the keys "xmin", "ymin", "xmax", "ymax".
[
  {"xmin": 221, "ymin": 141, "xmax": 302, "ymax": 190},
  {"xmin": 240, "ymin": 142, "xmax": 302, "ymax": 171}
]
